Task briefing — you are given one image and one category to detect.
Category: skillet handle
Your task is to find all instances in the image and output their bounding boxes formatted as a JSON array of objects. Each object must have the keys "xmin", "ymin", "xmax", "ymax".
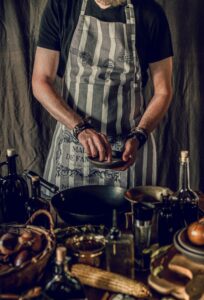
[{"xmin": 23, "ymin": 169, "xmax": 59, "ymax": 194}]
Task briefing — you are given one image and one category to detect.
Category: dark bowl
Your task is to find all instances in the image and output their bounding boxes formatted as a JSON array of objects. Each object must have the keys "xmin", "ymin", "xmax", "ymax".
[
  {"xmin": 87, "ymin": 150, "xmax": 125, "ymax": 169},
  {"xmin": 174, "ymin": 230, "xmax": 204, "ymax": 264}
]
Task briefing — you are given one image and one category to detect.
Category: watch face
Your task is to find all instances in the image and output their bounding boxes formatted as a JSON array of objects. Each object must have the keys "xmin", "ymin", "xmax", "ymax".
[{"xmin": 136, "ymin": 131, "xmax": 146, "ymax": 142}]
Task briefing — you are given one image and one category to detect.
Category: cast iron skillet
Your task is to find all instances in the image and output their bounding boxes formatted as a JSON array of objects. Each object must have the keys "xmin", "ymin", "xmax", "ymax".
[{"xmin": 25, "ymin": 171, "xmax": 129, "ymax": 226}]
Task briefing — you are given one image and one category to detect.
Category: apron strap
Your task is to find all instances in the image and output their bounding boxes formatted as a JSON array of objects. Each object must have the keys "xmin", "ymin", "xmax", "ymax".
[
  {"xmin": 125, "ymin": 0, "xmax": 141, "ymax": 94},
  {"xmin": 81, "ymin": 0, "xmax": 88, "ymax": 16},
  {"xmin": 125, "ymin": 0, "xmax": 135, "ymax": 25}
]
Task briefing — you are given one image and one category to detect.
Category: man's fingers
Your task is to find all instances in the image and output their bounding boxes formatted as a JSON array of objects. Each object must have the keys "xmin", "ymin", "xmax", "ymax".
[
  {"xmin": 93, "ymin": 136, "xmax": 106, "ymax": 161},
  {"xmin": 99, "ymin": 133, "xmax": 112, "ymax": 162},
  {"xmin": 122, "ymin": 147, "xmax": 132, "ymax": 161},
  {"xmin": 82, "ymin": 140, "xmax": 92, "ymax": 157},
  {"xmin": 78, "ymin": 129, "xmax": 112, "ymax": 161},
  {"xmin": 87, "ymin": 138, "xmax": 98, "ymax": 157}
]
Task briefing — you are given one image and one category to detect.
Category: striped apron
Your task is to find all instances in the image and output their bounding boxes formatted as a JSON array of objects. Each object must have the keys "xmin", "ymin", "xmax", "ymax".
[{"xmin": 44, "ymin": 0, "xmax": 157, "ymax": 190}]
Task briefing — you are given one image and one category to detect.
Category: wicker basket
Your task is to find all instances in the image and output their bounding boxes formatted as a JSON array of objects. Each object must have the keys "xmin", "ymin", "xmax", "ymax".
[{"xmin": 0, "ymin": 210, "xmax": 55, "ymax": 293}]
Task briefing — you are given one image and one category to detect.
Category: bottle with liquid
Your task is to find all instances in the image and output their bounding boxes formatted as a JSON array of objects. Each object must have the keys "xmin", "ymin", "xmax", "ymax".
[
  {"xmin": 170, "ymin": 195, "xmax": 186, "ymax": 232},
  {"xmin": 175, "ymin": 150, "xmax": 199, "ymax": 225},
  {"xmin": 45, "ymin": 247, "xmax": 87, "ymax": 300},
  {"xmin": 25, "ymin": 176, "xmax": 50, "ymax": 220},
  {"xmin": 0, "ymin": 148, "xmax": 29, "ymax": 223},
  {"xmin": 105, "ymin": 209, "xmax": 135, "ymax": 279},
  {"xmin": 157, "ymin": 193, "xmax": 175, "ymax": 246}
]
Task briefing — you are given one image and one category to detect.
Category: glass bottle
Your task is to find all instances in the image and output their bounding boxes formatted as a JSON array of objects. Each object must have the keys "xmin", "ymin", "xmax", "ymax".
[
  {"xmin": 45, "ymin": 247, "xmax": 87, "ymax": 300},
  {"xmin": 0, "ymin": 148, "xmax": 29, "ymax": 223},
  {"xmin": 175, "ymin": 150, "xmax": 199, "ymax": 225},
  {"xmin": 170, "ymin": 195, "xmax": 186, "ymax": 232},
  {"xmin": 157, "ymin": 194, "xmax": 175, "ymax": 246},
  {"xmin": 25, "ymin": 176, "xmax": 50, "ymax": 219},
  {"xmin": 105, "ymin": 209, "xmax": 135, "ymax": 279}
]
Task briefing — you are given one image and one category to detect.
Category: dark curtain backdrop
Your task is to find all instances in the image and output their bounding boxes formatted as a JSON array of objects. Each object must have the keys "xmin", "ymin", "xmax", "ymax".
[{"xmin": 0, "ymin": 0, "xmax": 204, "ymax": 192}]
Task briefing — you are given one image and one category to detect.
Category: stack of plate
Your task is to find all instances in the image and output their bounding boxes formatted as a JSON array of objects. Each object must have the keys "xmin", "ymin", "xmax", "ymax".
[{"xmin": 174, "ymin": 228, "xmax": 204, "ymax": 263}]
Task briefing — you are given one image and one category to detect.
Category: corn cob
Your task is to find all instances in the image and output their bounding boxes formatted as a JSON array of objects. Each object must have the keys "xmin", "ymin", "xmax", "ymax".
[{"xmin": 71, "ymin": 264, "xmax": 151, "ymax": 298}]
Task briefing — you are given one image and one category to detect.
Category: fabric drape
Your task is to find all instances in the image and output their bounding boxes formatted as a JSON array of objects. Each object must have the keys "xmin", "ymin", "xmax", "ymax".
[{"xmin": 0, "ymin": 0, "xmax": 204, "ymax": 192}]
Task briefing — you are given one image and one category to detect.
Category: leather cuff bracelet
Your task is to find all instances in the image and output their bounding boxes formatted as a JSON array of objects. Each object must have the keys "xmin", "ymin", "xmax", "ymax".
[
  {"xmin": 72, "ymin": 118, "xmax": 94, "ymax": 140},
  {"xmin": 126, "ymin": 127, "xmax": 148, "ymax": 149}
]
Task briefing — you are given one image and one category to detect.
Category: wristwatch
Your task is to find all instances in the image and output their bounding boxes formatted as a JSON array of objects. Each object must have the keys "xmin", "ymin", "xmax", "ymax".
[
  {"xmin": 72, "ymin": 118, "xmax": 94, "ymax": 140},
  {"xmin": 126, "ymin": 127, "xmax": 148, "ymax": 149}
]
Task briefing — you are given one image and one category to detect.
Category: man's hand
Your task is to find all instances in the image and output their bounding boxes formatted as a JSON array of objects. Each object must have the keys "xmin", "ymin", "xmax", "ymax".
[
  {"xmin": 78, "ymin": 129, "xmax": 112, "ymax": 162},
  {"xmin": 113, "ymin": 138, "xmax": 140, "ymax": 171}
]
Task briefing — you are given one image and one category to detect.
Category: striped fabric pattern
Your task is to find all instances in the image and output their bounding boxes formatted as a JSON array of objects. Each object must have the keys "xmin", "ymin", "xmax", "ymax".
[{"xmin": 43, "ymin": 0, "xmax": 157, "ymax": 190}]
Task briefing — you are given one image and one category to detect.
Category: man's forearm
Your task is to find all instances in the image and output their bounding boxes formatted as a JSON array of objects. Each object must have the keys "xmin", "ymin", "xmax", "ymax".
[
  {"xmin": 137, "ymin": 92, "xmax": 173, "ymax": 133},
  {"xmin": 32, "ymin": 79, "xmax": 83, "ymax": 130}
]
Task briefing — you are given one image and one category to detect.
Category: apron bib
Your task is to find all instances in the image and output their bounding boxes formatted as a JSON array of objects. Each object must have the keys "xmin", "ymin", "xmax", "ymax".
[{"xmin": 44, "ymin": 0, "xmax": 157, "ymax": 190}]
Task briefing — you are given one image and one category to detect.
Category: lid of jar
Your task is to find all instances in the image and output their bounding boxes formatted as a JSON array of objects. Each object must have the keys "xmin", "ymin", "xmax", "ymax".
[{"xmin": 134, "ymin": 203, "xmax": 153, "ymax": 221}]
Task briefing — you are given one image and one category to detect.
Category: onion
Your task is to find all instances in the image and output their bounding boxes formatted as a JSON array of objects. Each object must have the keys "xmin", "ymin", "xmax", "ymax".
[
  {"xmin": 187, "ymin": 217, "xmax": 204, "ymax": 246},
  {"xmin": 18, "ymin": 230, "xmax": 33, "ymax": 245},
  {"xmin": 0, "ymin": 233, "xmax": 18, "ymax": 255}
]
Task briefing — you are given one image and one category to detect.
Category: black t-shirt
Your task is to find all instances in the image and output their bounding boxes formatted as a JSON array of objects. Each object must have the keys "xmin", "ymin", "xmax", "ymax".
[{"xmin": 38, "ymin": 0, "xmax": 173, "ymax": 87}]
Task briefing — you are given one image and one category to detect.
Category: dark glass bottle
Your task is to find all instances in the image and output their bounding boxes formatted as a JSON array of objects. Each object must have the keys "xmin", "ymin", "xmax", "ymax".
[
  {"xmin": 25, "ymin": 176, "xmax": 50, "ymax": 220},
  {"xmin": 1, "ymin": 149, "xmax": 29, "ymax": 223},
  {"xmin": 45, "ymin": 247, "xmax": 87, "ymax": 300},
  {"xmin": 175, "ymin": 150, "xmax": 199, "ymax": 225},
  {"xmin": 170, "ymin": 195, "xmax": 186, "ymax": 233},
  {"xmin": 157, "ymin": 194, "xmax": 175, "ymax": 246}
]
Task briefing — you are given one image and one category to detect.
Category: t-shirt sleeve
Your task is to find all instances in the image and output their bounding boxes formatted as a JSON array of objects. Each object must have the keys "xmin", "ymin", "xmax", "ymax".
[
  {"xmin": 146, "ymin": 3, "xmax": 173, "ymax": 63},
  {"xmin": 37, "ymin": 0, "xmax": 61, "ymax": 51}
]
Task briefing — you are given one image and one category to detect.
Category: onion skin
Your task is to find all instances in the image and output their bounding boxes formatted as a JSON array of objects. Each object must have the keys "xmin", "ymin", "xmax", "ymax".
[{"xmin": 187, "ymin": 217, "xmax": 204, "ymax": 246}]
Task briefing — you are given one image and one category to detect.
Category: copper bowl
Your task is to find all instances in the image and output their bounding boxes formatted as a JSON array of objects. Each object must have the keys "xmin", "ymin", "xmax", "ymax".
[{"xmin": 64, "ymin": 225, "xmax": 107, "ymax": 267}]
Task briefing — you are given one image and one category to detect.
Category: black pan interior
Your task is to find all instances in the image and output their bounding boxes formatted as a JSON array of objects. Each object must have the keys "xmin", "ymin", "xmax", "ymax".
[{"xmin": 51, "ymin": 185, "xmax": 129, "ymax": 216}]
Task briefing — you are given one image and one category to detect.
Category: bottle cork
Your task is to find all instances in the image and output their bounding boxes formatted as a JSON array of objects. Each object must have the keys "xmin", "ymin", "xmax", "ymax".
[
  {"xmin": 6, "ymin": 148, "xmax": 16, "ymax": 157},
  {"xmin": 56, "ymin": 247, "xmax": 67, "ymax": 264},
  {"xmin": 180, "ymin": 150, "xmax": 189, "ymax": 163}
]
